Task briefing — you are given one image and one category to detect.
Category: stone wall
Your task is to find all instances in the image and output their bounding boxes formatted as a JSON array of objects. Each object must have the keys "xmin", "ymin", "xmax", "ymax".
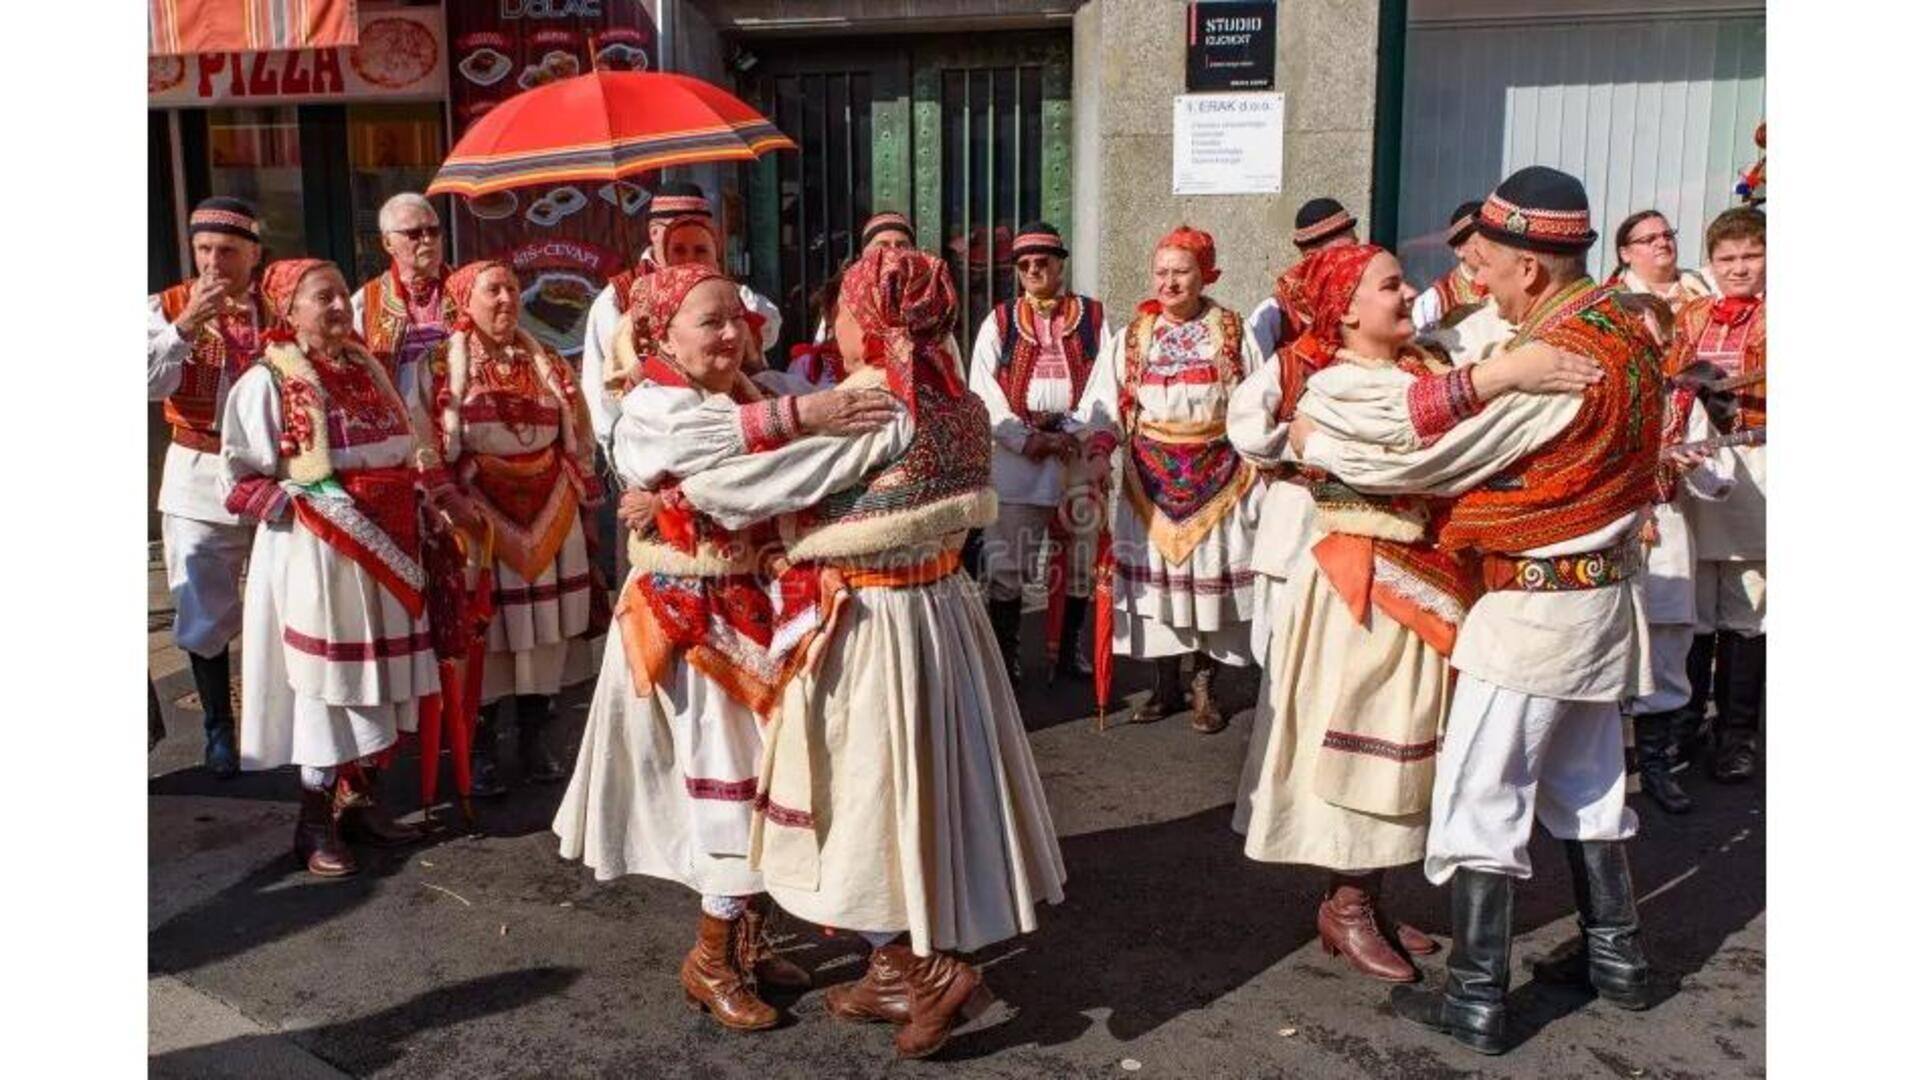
[{"xmin": 1071, "ymin": 0, "xmax": 1380, "ymax": 318}]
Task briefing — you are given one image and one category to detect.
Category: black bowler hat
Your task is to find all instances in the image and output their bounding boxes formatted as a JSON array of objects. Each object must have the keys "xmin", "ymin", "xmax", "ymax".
[
  {"xmin": 1445, "ymin": 201, "xmax": 1481, "ymax": 247},
  {"xmin": 1292, "ymin": 197, "xmax": 1357, "ymax": 249},
  {"xmin": 647, "ymin": 181, "xmax": 710, "ymax": 222},
  {"xmin": 1010, "ymin": 221, "xmax": 1069, "ymax": 261},
  {"xmin": 1476, "ymin": 166, "xmax": 1597, "ymax": 254}
]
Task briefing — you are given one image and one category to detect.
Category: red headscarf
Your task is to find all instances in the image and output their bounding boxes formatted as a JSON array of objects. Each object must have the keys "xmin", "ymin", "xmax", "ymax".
[
  {"xmin": 260, "ymin": 258, "xmax": 334, "ymax": 336},
  {"xmin": 446, "ymin": 259, "xmax": 511, "ymax": 332},
  {"xmin": 1156, "ymin": 226, "xmax": 1221, "ymax": 284},
  {"xmin": 1286, "ymin": 242, "xmax": 1386, "ymax": 372},
  {"xmin": 839, "ymin": 247, "xmax": 962, "ymax": 410},
  {"xmin": 645, "ymin": 264, "xmax": 729, "ymax": 339}
]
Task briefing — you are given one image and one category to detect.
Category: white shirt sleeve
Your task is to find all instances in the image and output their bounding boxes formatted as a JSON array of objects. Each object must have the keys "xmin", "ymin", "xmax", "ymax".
[
  {"xmin": 1410, "ymin": 285, "xmax": 1442, "ymax": 335},
  {"xmin": 1072, "ymin": 321, "xmax": 1126, "ymax": 440},
  {"xmin": 218, "ymin": 365, "xmax": 283, "ymax": 494},
  {"xmin": 677, "ymin": 405, "xmax": 915, "ymax": 531},
  {"xmin": 968, "ymin": 312, "xmax": 1031, "ymax": 455},
  {"xmin": 1246, "ymin": 297, "xmax": 1284, "ymax": 361},
  {"xmin": 148, "ymin": 294, "xmax": 193, "ymax": 400},
  {"xmin": 1682, "ymin": 397, "xmax": 1736, "ymax": 502},
  {"xmin": 579, "ymin": 285, "xmax": 622, "ymax": 448},
  {"xmin": 1226, "ymin": 352, "xmax": 1289, "ymax": 468},
  {"xmin": 742, "ymin": 285, "xmax": 783, "ymax": 354},
  {"xmin": 1299, "ymin": 381, "xmax": 1584, "ymax": 499},
  {"xmin": 351, "ymin": 285, "xmax": 369, "ymax": 341},
  {"xmin": 613, "ymin": 383, "xmax": 755, "ymax": 490}
]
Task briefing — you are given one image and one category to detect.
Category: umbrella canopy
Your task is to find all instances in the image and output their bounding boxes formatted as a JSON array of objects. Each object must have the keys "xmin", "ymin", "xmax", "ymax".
[{"xmin": 429, "ymin": 71, "xmax": 795, "ymax": 197}]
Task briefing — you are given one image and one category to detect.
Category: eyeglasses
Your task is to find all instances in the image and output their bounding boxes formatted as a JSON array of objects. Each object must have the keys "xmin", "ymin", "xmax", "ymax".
[
  {"xmin": 390, "ymin": 225, "xmax": 442, "ymax": 242},
  {"xmin": 1626, "ymin": 229, "xmax": 1676, "ymax": 248},
  {"xmin": 1015, "ymin": 257, "xmax": 1054, "ymax": 273}
]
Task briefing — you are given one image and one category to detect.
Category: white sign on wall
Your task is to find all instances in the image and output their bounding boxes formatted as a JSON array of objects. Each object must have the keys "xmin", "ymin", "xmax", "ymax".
[{"xmin": 1172, "ymin": 92, "xmax": 1284, "ymax": 195}]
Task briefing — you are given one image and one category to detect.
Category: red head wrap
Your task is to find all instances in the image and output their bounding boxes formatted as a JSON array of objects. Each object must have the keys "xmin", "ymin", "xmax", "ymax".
[
  {"xmin": 259, "ymin": 258, "xmax": 335, "ymax": 337},
  {"xmin": 1154, "ymin": 226, "xmax": 1221, "ymax": 285},
  {"xmin": 839, "ymin": 247, "xmax": 962, "ymax": 409},
  {"xmin": 446, "ymin": 260, "xmax": 512, "ymax": 332},
  {"xmin": 1286, "ymin": 242, "xmax": 1387, "ymax": 371},
  {"xmin": 645, "ymin": 264, "xmax": 729, "ymax": 340}
]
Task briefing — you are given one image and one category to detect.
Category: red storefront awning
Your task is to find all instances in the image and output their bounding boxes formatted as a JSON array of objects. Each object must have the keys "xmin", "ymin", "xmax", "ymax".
[{"xmin": 150, "ymin": 0, "xmax": 360, "ymax": 57}]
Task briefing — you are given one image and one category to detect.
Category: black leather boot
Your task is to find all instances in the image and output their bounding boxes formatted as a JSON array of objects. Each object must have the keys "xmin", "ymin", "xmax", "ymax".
[
  {"xmin": 1676, "ymin": 632, "xmax": 1717, "ymax": 770},
  {"xmin": 516, "ymin": 694, "xmax": 566, "ymax": 784},
  {"xmin": 470, "ymin": 702, "xmax": 508, "ymax": 799},
  {"xmin": 190, "ymin": 649, "xmax": 238, "ymax": 778},
  {"xmin": 1132, "ymin": 655, "xmax": 1185, "ymax": 723},
  {"xmin": 987, "ymin": 597, "xmax": 1024, "ymax": 688},
  {"xmin": 1531, "ymin": 841, "xmax": 1653, "ymax": 1010},
  {"xmin": 1391, "ymin": 868, "xmax": 1513, "ymax": 1055},
  {"xmin": 1052, "ymin": 595, "xmax": 1093, "ymax": 682},
  {"xmin": 1632, "ymin": 711, "xmax": 1692, "ymax": 814},
  {"xmin": 1712, "ymin": 632, "xmax": 1764, "ymax": 783}
]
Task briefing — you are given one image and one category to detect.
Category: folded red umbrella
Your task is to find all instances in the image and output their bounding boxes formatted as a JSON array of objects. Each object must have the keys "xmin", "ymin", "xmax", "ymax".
[
  {"xmin": 1092, "ymin": 531, "xmax": 1115, "ymax": 733},
  {"xmin": 428, "ymin": 71, "xmax": 795, "ymax": 198}
]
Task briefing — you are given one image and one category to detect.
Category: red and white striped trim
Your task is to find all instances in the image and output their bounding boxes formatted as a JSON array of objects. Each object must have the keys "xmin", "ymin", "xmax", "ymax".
[
  {"xmin": 861, "ymin": 212, "xmax": 914, "ymax": 242},
  {"xmin": 283, "ymin": 627, "xmax": 434, "ymax": 662},
  {"xmin": 189, "ymin": 208, "xmax": 260, "ymax": 236},
  {"xmin": 648, "ymin": 194, "xmax": 711, "ymax": 218},
  {"xmin": 1292, "ymin": 209, "xmax": 1356, "ymax": 247},
  {"xmin": 1477, "ymin": 192, "xmax": 1591, "ymax": 244}
]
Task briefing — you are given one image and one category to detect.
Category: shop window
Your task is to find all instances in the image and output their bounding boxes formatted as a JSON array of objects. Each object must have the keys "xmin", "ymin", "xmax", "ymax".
[
  {"xmin": 345, "ymin": 103, "xmax": 447, "ymax": 285},
  {"xmin": 206, "ymin": 106, "xmax": 304, "ymax": 259}
]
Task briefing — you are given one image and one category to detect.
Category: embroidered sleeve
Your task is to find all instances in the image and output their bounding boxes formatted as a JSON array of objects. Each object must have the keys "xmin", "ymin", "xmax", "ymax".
[
  {"xmin": 223, "ymin": 475, "xmax": 290, "ymax": 523},
  {"xmin": 736, "ymin": 395, "xmax": 803, "ymax": 454},
  {"xmin": 1405, "ymin": 367, "xmax": 1484, "ymax": 447}
]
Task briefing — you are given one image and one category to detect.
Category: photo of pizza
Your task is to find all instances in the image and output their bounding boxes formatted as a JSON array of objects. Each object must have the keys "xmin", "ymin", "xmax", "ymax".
[
  {"xmin": 149, "ymin": 55, "xmax": 186, "ymax": 94},
  {"xmin": 349, "ymin": 16, "xmax": 439, "ymax": 90}
]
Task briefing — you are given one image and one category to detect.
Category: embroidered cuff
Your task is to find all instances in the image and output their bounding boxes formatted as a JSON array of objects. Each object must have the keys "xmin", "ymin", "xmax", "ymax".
[
  {"xmin": 1085, "ymin": 430, "xmax": 1119, "ymax": 459},
  {"xmin": 1407, "ymin": 367, "xmax": 1483, "ymax": 446},
  {"xmin": 738, "ymin": 396, "xmax": 802, "ymax": 453},
  {"xmin": 225, "ymin": 476, "xmax": 290, "ymax": 524}
]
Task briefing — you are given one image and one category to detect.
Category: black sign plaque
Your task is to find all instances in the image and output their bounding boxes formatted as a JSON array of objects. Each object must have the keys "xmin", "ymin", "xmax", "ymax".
[{"xmin": 1185, "ymin": 1, "xmax": 1277, "ymax": 92}]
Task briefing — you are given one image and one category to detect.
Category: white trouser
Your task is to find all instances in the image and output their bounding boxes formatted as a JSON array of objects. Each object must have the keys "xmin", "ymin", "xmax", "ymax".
[
  {"xmin": 979, "ymin": 501, "xmax": 1094, "ymax": 604},
  {"xmin": 1425, "ymin": 673, "xmax": 1639, "ymax": 884},
  {"xmin": 1625, "ymin": 624, "xmax": 1694, "ymax": 715},
  {"xmin": 162, "ymin": 513, "xmax": 254, "ymax": 658},
  {"xmin": 1694, "ymin": 559, "xmax": 1765, "ymax": 636}
]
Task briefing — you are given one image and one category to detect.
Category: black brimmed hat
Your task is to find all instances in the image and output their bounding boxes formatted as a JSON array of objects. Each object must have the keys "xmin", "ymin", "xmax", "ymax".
[
  {"xmin": 1010, "ymin": 221, "xmax": 1068, "ymax": 261},
  {"xmin": 1292, "ymin": 197, "xmax": 1357, "ymax": 249},
  {"xmin": 1476, "ymin": 167, "xmax": 1597, "ymax": 254},
  {"xmin": 1445, "ymin": 201, "xmax": 1481, "ymax": 247}
]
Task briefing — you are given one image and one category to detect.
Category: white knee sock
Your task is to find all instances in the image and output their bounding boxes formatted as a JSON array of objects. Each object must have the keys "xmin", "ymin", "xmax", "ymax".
[
  {"xmin": 298, "ymin": 765, "xmax": 337, "ymax": 791},
  {"xmin": 701, "ymin": 894, "xmax": 748, "ymax": 920}
]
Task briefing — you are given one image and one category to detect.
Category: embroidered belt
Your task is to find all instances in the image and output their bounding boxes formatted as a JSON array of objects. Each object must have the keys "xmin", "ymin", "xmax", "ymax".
[
  {"xmin": 1481, "ymin": 544, "xmax": 1634, "ymax": 593},
  {"xmin": 1135, "ymin": 417, "xmax": 1226, "ymax": 445},
  {"xmin": 171, "ymin": 426, "xmax": 220, "ymax": 453},
  {"xmin": 833, "ymin": 549, "xmax": 963, "ymax": 590}
]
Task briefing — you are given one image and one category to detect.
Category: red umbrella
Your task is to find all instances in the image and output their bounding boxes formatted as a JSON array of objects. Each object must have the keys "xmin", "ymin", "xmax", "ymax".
[
  {"xmin": 428, "ymin": 71, "xmax": 795, "ymax": 197},
  {"xmin": 1091, "ymin": 532, "xmax": 1115, "ymax": 733}
]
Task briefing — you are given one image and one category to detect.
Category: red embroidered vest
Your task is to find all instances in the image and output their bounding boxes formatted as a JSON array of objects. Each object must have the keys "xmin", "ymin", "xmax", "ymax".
[
  {"xmin": 805, "ymin": 369, "xmax": 992, "ymax": 530},
  {"xmin": 157, "ymin": 282, "xmax": 262, "ymax": 445},
  {"xmin": 360, "ymin": 269, "xmax": 456, "ymax": 374},
  {"xmin": 1667, "ymin": 296, "xmax": 1765, "ymax": 430},
  {"xmin": 990, "ymin": 293, "xmax": 1103, "ymax": 424},
  {"xmin": 1442, "ymin": 283, "xmax": 1663, "ymax": 554}
]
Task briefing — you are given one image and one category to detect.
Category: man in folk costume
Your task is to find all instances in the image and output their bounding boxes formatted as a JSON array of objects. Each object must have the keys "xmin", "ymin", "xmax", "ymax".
[
  {"xmin": 420, "ymin": 261, "xmax": 605, "ymax": 796},
  {"xmin": 804, "ymin": 211, "xmax": 921, "ymax": 348},
  {"xmin": 1248, "ymin": 197, "xmax": 1361, "ymax": 360},
  {"xmin": 581, "ymin": 183, "xmax": 783, "ymax": 450},
  {"xmin": 148, "ymin": 196, "xmax": 269, "ymax": 778},
  {"xmin": 967, "ymin": 222, "xmax": 1111, "ymax": 685},
  {"xmin": 222, "ymin": 259, "xmax": 452, "ymax": 875},
  {"xmin": 555, "ymin": 264, "xmax": 897, "ymax": 1031},
  {"xmin": 1669, "ymin": 207, "xmax": 1767, "ymax": 783},
  {"xmin": 1289, "ymin": 166, "xmax": 1663, "ymax": 1054},
  {"xmin": 352, "ymin": 192, "xmax": 455, "ymax": 404},
  {"xmin": 667, "ymin": 249, "xmax": 1066, "ymax": 1060},
  {"xmin": 1413, "ymin": 201, "xmax": 1514, "ymax": 367},
  {"xmin": 1079, "ymin": 226, "xmax": 1265, "ymax": 733}
]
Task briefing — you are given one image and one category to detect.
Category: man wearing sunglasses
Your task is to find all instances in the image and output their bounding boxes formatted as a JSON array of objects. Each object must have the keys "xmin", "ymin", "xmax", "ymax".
[
  {"xmin": 352, "ymin": 192, "xmax": 454, "ymax": 404},
  {"xmin": 967, "ymin": 222, "xmax": 1112, "ymax": 687}
]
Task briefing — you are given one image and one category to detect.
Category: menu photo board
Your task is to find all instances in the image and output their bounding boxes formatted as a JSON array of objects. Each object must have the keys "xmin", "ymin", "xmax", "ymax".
[
  {"xmin": 446, "ymin": 0, "xmax": 658, "ymax": 359},
  {"xmin": 148, "ymin": 2, "xmax": 447, "ymax": 105}
]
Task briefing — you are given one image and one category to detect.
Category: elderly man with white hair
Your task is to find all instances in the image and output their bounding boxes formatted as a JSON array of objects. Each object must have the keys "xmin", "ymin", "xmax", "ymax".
[{"xmin": 352, "ymin": 192, "xmax": 455, "ymax": 403}]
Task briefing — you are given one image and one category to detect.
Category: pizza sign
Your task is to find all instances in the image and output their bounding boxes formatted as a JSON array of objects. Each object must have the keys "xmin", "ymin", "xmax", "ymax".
[{"xmin": 147, "ymin": 5, "xmax": 447, "ymax": 106}]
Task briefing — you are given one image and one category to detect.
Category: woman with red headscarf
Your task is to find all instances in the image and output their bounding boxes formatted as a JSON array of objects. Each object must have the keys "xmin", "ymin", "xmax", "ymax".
[
  {"xmin": 1076, "ymin": 225, "xmax": 1266, "ymax": 733},
  {"xmin": 417, "ymin": 260, "xmax": 602, "ymax": 797},
  {"xmin": 553, "ymin": 264, "xmax": 895, "ymax": 1032},
  {"xmin": 221, "ymin": 258, "xmax": 450, "ymax": 876},
  {"xmin": 663, "ymin": 248, "xmax": 1066, "ymax": 1061}
]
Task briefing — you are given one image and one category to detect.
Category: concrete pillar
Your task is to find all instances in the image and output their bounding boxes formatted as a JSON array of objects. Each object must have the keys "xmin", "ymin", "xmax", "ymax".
[{"xmin": 1070, "ymin": 0, "xmax": 1381, "ymax": 318}]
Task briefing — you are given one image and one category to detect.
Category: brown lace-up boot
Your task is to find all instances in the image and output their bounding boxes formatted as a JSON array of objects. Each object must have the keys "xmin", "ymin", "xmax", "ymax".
[
  {"xmin": 824, "ymin": 942, "xmax": 914, "ymax": 1025},
  {"xmin": 335, "ymin": 765, "xmax": 424, "ymax": 846},
  {"xmin": 679, "ymin": 912, "xmax": 779, "ymax": 1031},
  {"xmin": 1317, "ymin": 872, "xmax": 1417, "ymax": 982},
  {"xmin": 294, "ymin": 786, "xmax": 357, "ymax": 878},
  {"xmin": 894, "ymin": 950, "xmax": 995, "ymax": 1059},
  {"xmin": 739, "ymin": 897, "xmax": 810, "ymax": 990}
]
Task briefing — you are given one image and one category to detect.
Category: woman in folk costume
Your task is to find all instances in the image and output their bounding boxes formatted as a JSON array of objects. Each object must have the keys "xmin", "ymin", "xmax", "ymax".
[
  {"xmin": 1078, "ymin": 226, "xmax": 1265, "ymax": 733},
  {"xmin": 553, "ymin": 265, "xmax": 895, "ymax": 1031},
  {"xmin": 418, "ymin": 261, "xmax": 603, "ymax": 796},
  {"xmin": 1607, "ymin": 209, "xmax": 1716, "ymax": 310},
  {"xmin": 663, "ymin": 248, "xmax": 1066, "ymax": 1060},
  {"xmin": 222, "ymin": 259, "xmax": 451, "ymax": 876}
]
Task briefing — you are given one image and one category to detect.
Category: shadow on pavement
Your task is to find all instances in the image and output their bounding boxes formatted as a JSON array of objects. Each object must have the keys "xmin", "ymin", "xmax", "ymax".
[{"xmin": 149, "ymin": 966, "xmax": 581, "ymax": 1078}]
